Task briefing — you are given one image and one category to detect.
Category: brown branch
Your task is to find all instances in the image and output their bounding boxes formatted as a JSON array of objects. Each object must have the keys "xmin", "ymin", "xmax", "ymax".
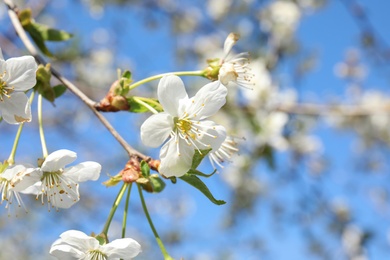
[{"xmin": 4, "ymin": 0, "xmax": 156, "ymax": 164}]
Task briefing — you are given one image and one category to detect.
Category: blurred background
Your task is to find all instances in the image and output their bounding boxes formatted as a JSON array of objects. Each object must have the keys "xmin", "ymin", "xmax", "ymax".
[{"xmin": 1, "ymin": 0, "xmax": 390, "ymax": 259}]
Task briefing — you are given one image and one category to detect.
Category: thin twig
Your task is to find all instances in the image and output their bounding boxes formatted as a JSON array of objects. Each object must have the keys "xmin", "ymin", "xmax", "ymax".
[{"xmin": 4, "ymin": 0, "xmax": 149, "ymax": 160}]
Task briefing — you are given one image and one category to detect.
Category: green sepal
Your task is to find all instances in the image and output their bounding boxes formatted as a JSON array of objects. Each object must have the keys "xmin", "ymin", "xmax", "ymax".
[
  {"xmin": 127, "ymin": 97, "xmax": 163, "ymax": 113},
  {"xmin": 102, "ymin": 173, "xmax": 122, "ymax": 187},
  {"xmin": 140, "ymin": 160, "xmax": 150, "ymax": 178},
  {"xmin": 179, "ymin": 174, "xmax": 226, "ymax": 205},
  {"xmin": 191, "ymin": 148, "xmax": 212, "ymax": 170},
  {"xmin": 115, "ymin": 70, "xmax": 133, "ymax": 96},
  {"xmin": 138, "ymin": 174, "xmax": 166, "ymax": 193},
  {"xmin": 0, "ymin": 161, "xmax": 9, "ymax": 173},
  {"xmin": 34, "ymin": 64, "xmax": 55, "ymax": 102},
  {"xmin": 187, "ymin": 168, "xmax": 217, "ymax": 178}
]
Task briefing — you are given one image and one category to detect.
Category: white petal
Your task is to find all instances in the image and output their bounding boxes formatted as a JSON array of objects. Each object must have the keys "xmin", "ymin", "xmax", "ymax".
[
  {"xmin": 3, "ymin": 56, "xmax": 37, "ymax": 91},
  {"xmin": 140, "ymin": 112, "xmax": 173, "ymax": 148},
  {"xmin": 41, "ymin": 150, "xmax": 77, "ymax": 172},
  {"xmin": 0, "ymin": 48, "xmax": 4, "ymax": 61},
  {"xmin": 223, "ymin": 33, "xmax": 239, "ymax": 58},
  {"xmin": 59, "ymin": 230, "xmax": 98, "ymax": 251},
  {"xmin": 101, "ymin": 238, "xmax": 142, "ymax": 259},
  {"xmin": 158, "ymin": 75, "xmax": 188, "ymax": 116},
  {"xmin": 186, "ymin": 81, "xmax": 227, "ymax": 120},
  {"xmin": 2, "ymin": 165, "xmax": 26, "ymax": 181},
  {"xmin": 49, "ymin": 183, "xmax": 80, "ymax": 209},
  {"xmin": 11, "ymin": 167, "xmax": 42, "ymax": 192},
  {"xmin": 195, "ymin": 120, "xmax": 226, "ymax": 150},
  {"xmin": 63, "ymin": 162, "xmax": 101, "ymax": 182},
  {"xmin": 0, "ymin": 92, "xmax": 32, "ymax": 124},
  {"xmin": 50, "ymin": 239, "xmax": 85, "ymax": 260},
  {"xmin": 159, "ymin": 138, "xmax": 194, "ymax": 177},
  {"xmin": 19, "ymin": 182, "xmax": 42, "ymax": 195}
]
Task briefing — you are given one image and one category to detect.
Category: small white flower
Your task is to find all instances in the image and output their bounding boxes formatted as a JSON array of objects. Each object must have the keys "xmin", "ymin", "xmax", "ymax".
[
  {"xmin": 0, "ymin": 48, "xmax": 37, "ymax": 124},
  {"xmin": 0, "ymin": 164, "xmax": 33, "ymax": 214},
  {"xmin": 50, "ymin": 230, "xmax": 141, "ymax": 260},
  {"xmin": 15, "ymin": 149, "xmax": 101, "ymax": 210},
  {"xmin": 141, "ymin": 75, "xmax": 227, "ymax": 177},
  {"xmin": 209, "ymin": 136, "xmax": 239, "ymax": 169},
  {"xmin": 218, "ymin": 33, "xmax": 254, "ymax": 89}
]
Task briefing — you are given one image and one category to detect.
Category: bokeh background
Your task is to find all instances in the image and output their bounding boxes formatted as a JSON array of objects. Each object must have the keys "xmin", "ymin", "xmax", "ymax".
[{"xmin": 1, "ymin": 0, "xmax": 390, "ymax": 259}]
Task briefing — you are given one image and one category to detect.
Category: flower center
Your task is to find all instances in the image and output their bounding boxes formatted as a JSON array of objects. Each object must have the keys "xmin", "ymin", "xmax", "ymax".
[
  {"xmin": 0, "ymin": 71, "xmax": 13, "ymax": 102},
  {"xmin": 86, "ymin": 249, "xmax": 107, "ymax": 260},
  {"xmin": 175, "ymin": 117, "xmax": 196, "ymax": 140}
]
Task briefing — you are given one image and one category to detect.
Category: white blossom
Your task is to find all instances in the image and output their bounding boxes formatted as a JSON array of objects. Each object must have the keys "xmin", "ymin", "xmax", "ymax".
[
  {"xmin": 50, "ymin": 230, "xmax": 141, "ymax": 260},
  {"xmin": 0, "ymin": 48, "xmax": 37, "ymax": 124},
  {"xmin": 14, "ymin": 149, "xmax": 101, "ymax": 210},
  {"xmin": 218, "ymin": 33, "xmax": 254, "ymax": 89},
  {"xmin": 140, "ymin": 75, "xmax": 227, "ymax": 177},
  {"xmin": 0, "ymin": 164, "xmax": 33, "ymax": 214}
]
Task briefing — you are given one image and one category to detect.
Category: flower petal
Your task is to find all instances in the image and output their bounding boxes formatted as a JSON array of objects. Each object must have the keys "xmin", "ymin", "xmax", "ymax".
[
  {"xmin": 195, "ymin": 120, "xmax": 226, "ymax": 150},
  {"xmin": 64, "ymin": 162, "xmax": 101, "ymax": 182},
  {"xmin": 10, "ymin": 167, "xmax": 41, "ymax": 192},
  {"xmin": 0, "ymin": 92, "xmax": 32, "ymax": 124},
  {"xmin": 185, "ymin": 81, "xmax": 227, "ymax": 120},
  {"xmin": 140, "ymin": 112, "xmax": 173, "ymax": 148},
  {"xmin": 59, "ymin": 230, "xmax": 99, "ymax": 251},
  {"xmin": 41, "ymin": 150, "xmax": 77, "ymax": 172},
  {"xmin": 50, "ymin": 239, "xmax": 85, "ymax": 260},
  {"xmin": 3, "ymin": 56, "xmax": 37, "ymax": 91},
  {"xmin": 101, "ymin": 238, "xmax": 142, "ymax": 259},
  {"xmin": 0, "ymin": 48, "xmax": 4, "ymax": 61},
  {"xmin": 159, "ymin": 138, "xmax": 194, "ymax": 177},
  {"xmin": 49, "ymin": 182, "xmax": 80, "ymax": 209},
  {"xmin": 158, "ymin": 75, "xmax": 188, "ymax": 116}
]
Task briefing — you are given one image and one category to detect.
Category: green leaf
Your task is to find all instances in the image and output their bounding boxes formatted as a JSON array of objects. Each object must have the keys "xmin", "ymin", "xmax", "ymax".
[
  {"xmin": 24, "ymin": 23, "xmax": 53, "ymax": 57},
  {"xmin": 179, "ymin": 174, "xmax": 226, "ymax": 205},
  {"xmin": 127, "ymin": 97, "xmax": 163, "ymax": 113},
  {"xmin": 53, "ymin": 85, "xmax": 67, "ymax": 98},
  {"xmin": 32, "ymin": 23, "xmax": 73, "ymax": 42},
  {"xmin": 191, "ymin": 149, "xmax": 212, "ymax": 169},
  {"xmin": 122, "ymin": 70, "xmax": 132, "ymax": 79},
  {"xmin": 140, "ymin": 161, "xmax": 150, "ymax": 178},
  {"xmin": 187, "ymin": 168, "xmax": 217, "ymax": 178}
]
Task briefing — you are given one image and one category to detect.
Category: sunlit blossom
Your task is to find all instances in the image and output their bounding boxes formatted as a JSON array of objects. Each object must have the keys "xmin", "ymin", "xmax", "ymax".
[
  {"xmin": 218, "ymin": 33, "xmax": 254, "ymax": 89},
  {"xmin": 14, "ymin": 149, "xmax": 101, "ymax": 210},
  {"xmin": 140, "ymin": 75, "xmax": 227, "ymax": 177},
  {"xmin": 50, "ymin": 230, "xmax": 141, "ymax": 260},
  {"xmin": 0, "ymin": 48, "xmax": 37, "ymax": 124}
]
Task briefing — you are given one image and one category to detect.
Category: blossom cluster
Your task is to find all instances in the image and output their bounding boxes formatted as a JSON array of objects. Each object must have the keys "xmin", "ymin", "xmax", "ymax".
[{"xmin": 140, "ymin": 33, "xmax": 252, "ymax": 177}]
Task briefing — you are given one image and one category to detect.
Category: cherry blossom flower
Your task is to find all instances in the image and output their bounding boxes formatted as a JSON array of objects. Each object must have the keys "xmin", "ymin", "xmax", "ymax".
[
  {"xmin": 218, "ymin": 33, "xmax": 254, "ymax": 89},
  {"xmin": 0, "ymin": 164, "xmax": 33, "ymax": 214},
  {"xmin": 14, "ymin": 149, "xmax": 101, "ymax": 210},
  {"xmin": 0, "ymin": 48, "xmax": 37, "ymax": 124},
  {"xmin": 140, "ymin": 75, "xmax": 227, "ymax": 177},
  {"xmin": 50, "ymin": 230, "xmax": 141, "ymax": 260}
]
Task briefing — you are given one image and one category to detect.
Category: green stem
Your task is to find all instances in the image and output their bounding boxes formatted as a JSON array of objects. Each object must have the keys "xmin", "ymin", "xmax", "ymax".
[
  {"xmin": 132, "ymin": 97, "xmax": 159, "ymax": 114},
  {"xmin": 102, "ymin": 183, "xmax": 128, "ymax": 237},
  {"xmin": 7, "ymin": 91, "xmax": 35, "ymax": 165},
  {"xmin": 137, "ymin": 184, "xmax": 174, "ymax": 260},
  {"xmin": 129, "ymin": 70, "xmax": 204, "ymax": 90},
  {"xmin": 122, "ymin": 183, "xmax": 132, "ymax": 238},
  {"xmin": 38, "ymin": 94, "xmax": 48, "ymax": 158}
]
